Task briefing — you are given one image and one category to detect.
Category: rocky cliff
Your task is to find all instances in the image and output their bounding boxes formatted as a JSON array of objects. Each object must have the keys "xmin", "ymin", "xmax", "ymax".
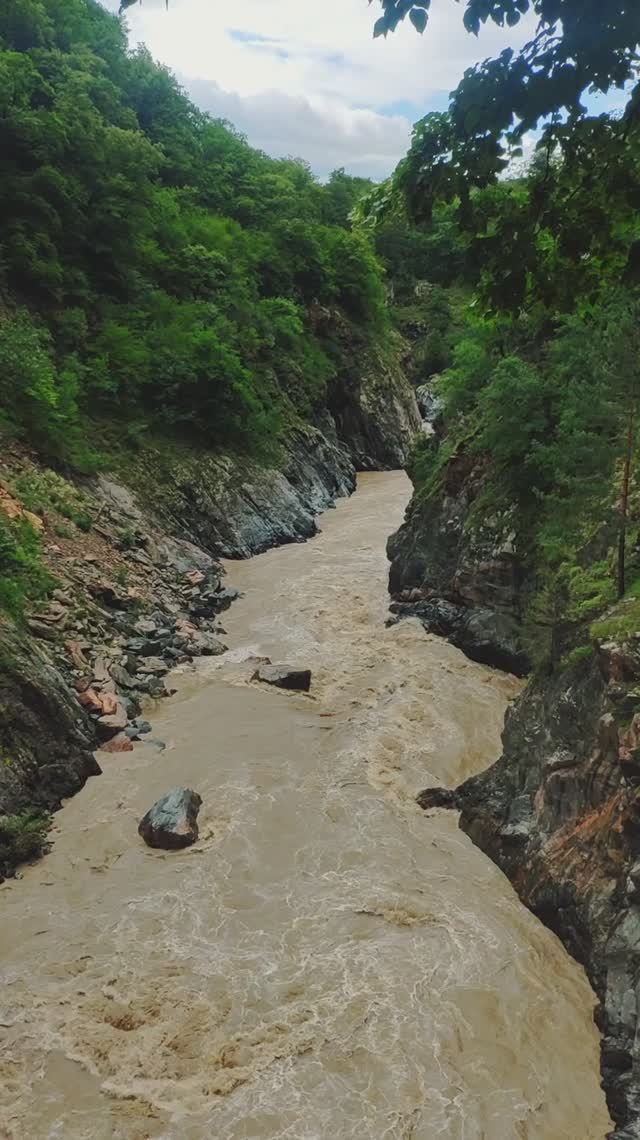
[
  {"xmin": 419, "ymin": 635, "xmax": 640, "ymax": 1137},
  {"xmin": 327, "ymin": 341, "xmax": 421, "ymax": 471},
  {"xmin": 0, "ymin": 619, "xmax": 99, "ymax": 821},
  {"xmin": 387, "ymin": 452, "xmax": 529, "ymax": 675},
  {"xmin": 0, "ymin": 352, "xmax": 418, "ymax": 870}
]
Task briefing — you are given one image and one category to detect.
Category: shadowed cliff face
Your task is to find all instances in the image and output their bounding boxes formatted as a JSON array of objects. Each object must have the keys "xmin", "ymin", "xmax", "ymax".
[
  {"xmin": 0, "ymin": 620, "xmax": 98, "ymax": 819},
  {"xmin": 444, "ymin": 639, "xmax": 640, "ymax": 1137},
  {"xmin": 387, "ymin": 455, "xmax": 529, "ymax": 676}
]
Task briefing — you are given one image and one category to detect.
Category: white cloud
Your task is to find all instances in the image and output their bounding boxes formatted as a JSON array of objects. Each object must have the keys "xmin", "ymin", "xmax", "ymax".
[
  {"xmin": 185, "ymin": 79, "xmax": 411, "ymax": 178},
  {"xmin": 100, "ymin": 0, "xmax": 535, "ymax": 177}
]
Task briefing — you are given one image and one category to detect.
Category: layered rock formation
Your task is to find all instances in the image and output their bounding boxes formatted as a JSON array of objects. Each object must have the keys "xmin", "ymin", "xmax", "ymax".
[
  {"xmin": 387, "ymin": 453, "xmax": 529, "ymax": 675},
  {"xmin": 0, "ymin": 346, "xmax": 419, "ymax": 870},
  {"xmin": 0, "ymin": 619, "xmax": 98, "ymax": 819},
  {"xmin": 419, "ymin": 637, "xmax": 640, "ymax": 1137}
]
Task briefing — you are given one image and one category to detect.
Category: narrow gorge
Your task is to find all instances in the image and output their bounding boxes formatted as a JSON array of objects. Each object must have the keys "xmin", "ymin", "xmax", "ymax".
[
  {"xmin": 0, "ymin": 474, "xmax": 612, "ymax": 1140},
  {"xmin": 2, "ymin": 2, "xmax": 640, "ymax": 1137}
]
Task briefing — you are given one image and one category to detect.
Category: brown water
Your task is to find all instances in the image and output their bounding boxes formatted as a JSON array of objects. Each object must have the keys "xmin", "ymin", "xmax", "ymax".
[{"xmin": 0, "ymin": 472, "xmax": 610, "ymax": 1140}]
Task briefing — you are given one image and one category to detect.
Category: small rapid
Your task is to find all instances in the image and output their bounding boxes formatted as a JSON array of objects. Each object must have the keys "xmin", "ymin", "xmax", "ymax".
[{"xmin": 0, "ymin": 472, "xmax": 610, "ymax": 1139}]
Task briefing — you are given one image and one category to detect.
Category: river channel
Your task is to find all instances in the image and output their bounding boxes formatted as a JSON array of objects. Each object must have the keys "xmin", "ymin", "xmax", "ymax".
[{"xmin": 0, "ymin": 472, "xmax": 611, "ymax": 1139}]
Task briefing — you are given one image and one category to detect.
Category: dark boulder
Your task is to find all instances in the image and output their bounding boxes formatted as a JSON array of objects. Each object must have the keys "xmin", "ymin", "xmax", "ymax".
[
  {"xmin": 138, "ymin": 787, "xmax": 202, "ymax": 849},
  {"xmin": 416, "ymin": 786, "xmax": 460, "ymax": 811},
  {"xmin": 252, "ymin": 664, "xmax": 312, "ymax": 692}
]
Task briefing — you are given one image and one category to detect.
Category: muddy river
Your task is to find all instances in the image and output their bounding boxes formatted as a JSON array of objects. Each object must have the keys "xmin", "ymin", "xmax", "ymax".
[{"xmin": 0, "ymin": 472, "xmax": 611, "ymax": 1139}]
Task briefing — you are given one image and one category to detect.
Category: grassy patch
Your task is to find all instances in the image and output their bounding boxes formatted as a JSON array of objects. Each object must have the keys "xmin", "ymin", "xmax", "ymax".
[
  {"xmin": 560, "ymin": 644, "xmax": 595, "ymax": 670},
  {"xmin": 591, "ymin": 578, "xmax": 640, "ymax": 642},
  {"xmin": 0, "ymin": 512, "xmax": 54, "ymax": 619},
  {"xmin": 0, "ymin": 811, "xmax": 52, "ymax": 869},
  {"xmin": 10, "ymin": 469, "xmax": 93, "ymax": 531}
]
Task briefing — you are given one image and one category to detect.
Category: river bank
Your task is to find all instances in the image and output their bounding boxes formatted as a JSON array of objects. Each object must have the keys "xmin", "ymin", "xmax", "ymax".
[{"xmin": 0, "ymin": 473, "xmax": 611, "ymax": 1139}]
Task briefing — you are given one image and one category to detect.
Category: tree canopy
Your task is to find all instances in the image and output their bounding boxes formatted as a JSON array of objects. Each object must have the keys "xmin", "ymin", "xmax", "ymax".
[{"xmin": 0, "ymin": 0, "xmax": 387, "ymax": 467}]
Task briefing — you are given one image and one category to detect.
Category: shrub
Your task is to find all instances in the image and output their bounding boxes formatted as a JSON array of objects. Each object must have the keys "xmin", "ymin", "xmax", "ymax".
[{"xmin": 0, "ymin": 811, "xmax": 52, "ymax": 870}]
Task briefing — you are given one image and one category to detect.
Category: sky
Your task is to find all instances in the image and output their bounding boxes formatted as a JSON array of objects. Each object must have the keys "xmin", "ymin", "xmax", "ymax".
[{"xmin": 98, "ymin": 0, "xmax": 538, "ymax": 178}]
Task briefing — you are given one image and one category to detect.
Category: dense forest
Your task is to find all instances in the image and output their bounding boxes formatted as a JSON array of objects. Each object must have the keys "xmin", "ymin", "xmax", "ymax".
[
  {"xmin": 364, "ymin": 0, "xmax": 640, "ymax": 669},
  {"xmin": 377, "ymin": 137, "xmax": 640, "ymax": 665},
  {"xmin": 0, "ymin": 0, "xmax": 417, "ymax": 615},
  {"xmin": 3, "ymin": 0, "xmax": 640, "ymax": 667}
]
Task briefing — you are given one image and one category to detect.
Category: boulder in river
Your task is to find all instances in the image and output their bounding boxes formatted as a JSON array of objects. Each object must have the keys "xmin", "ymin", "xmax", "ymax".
[
  {"xmin": 416, "ymin": 787, "xmax": 460, "ymax": 811},
  {"xmin": 138, "ymin": 787, "xmax": 202, "ymax": 849},
  {"xmin": 252, "ymin": 664, "xmax": 312, "ymax": 692}
]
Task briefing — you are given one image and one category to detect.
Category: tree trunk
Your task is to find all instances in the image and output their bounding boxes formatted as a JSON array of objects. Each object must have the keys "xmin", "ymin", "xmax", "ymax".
[{"xmin": 617, "ymin": 406, "xmax": 636, "ymax": 600}]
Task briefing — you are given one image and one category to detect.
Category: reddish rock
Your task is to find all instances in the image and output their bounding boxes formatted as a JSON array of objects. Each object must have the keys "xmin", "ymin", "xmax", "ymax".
[
  {"xmin": 99, "ymin": 732, "xmax": 134, "ymax": 753},
  {"xmin": 97, "ymin": 703, "xmax": 128, "ymax": 738},
  {"xmin": 67, "ymin": 640, "xmax": 90, "ymax": 670},
  {"xmin": 99, "ymin": 692, "xmax": 119, "ymax": 717},
  {"xmin": 78, "ymin": 687, "xmax": 104, "ymax": 714}
]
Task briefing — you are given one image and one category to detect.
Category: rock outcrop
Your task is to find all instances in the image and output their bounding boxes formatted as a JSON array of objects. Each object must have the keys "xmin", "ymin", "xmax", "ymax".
[
  {"xmin": 0, "ymin": 618, "xmax": 99, "ymax": 818},
  {"xmin": 116, "ymin": 385, "xmax": 418, "ymax": 563},
  {"xmin": 419, "ymin": 637, "xmax": 640, "ymax": 1137},
  {"xmin": 387, "ymin": 454, "xmax": 529, "ymax": 675},
  {"xmin": 0, "ymin": 335, "xmax": 418, "ymax": 870},
  {"xmin": 326, "ymin": 340, "xmax": 421, "ymax": 471}
]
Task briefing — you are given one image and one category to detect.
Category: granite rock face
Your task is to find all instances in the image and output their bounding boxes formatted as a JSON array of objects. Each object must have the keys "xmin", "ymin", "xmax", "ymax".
[
  {"xmin": 387, "ymin": 454, "xmax": 529, "ymax": 675},
  {"xmin": 419, "ymin": 638, "xmax": 640, "ymax": 1137}
]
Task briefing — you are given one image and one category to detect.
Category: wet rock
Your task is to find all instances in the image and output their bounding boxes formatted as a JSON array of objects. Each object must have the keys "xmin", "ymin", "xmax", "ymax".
[
  {"xmin": 252, "ymin": 664, "xmax": 312, "ymax": 692},
  {"xmin": 163, "ymin": 646, "xmax": 184, "ymax": 661},
  {"xmin": 454, "ymin": 608, "xmax": 529, "ymax": 677},
  {"xmin": 192, "ymin": 631, "xmax": 227, "ymax": 656},
  {"xmin": 213, "ymin": 587, "xmax": 240, "ymax": 612},
  {"xmin": 133, "ymin": 718, "xmax": 152, "ymax": 735},
  {"xmin": 416, "ymin": 787, "xmax": 460, "ymax": 811},
  {"xmin": 135, "ymin": 675, "xmax": 167, "ymax": 697},
  {"xmin": 99, "ymin": 732, "xmax": 134, "ymax": 753},
  {"xmin": 138, "ymin": 788, "xmax": 202, "ymax": 849},
  {"xmin": 189, "ymin": 587, "xmax": 239, "ymax": 620}
]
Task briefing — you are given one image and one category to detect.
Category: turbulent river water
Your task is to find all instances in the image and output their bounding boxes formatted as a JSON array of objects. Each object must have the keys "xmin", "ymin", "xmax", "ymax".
[{"xmin": 0, "ymin": 472, "xmax": 611, "ymax": 1140}]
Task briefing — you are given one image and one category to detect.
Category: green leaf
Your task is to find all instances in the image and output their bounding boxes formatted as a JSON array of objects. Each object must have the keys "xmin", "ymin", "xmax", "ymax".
[
  {"xmin": 409, "ymin": 7, "xmax": 428, "ymax": 33},
  {"xmin": 373, "ymin": 16, "xmax": 388, "ymax": 38}
]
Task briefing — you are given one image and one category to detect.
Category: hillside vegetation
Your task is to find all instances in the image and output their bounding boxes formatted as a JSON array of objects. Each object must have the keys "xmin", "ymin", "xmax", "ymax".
[
  {"xmin": 377, "ymin": 123, "xmax": 640, "ymax": 669},
  {"xmin": 0, "ymin": 0, "xmax": 416, "ymax": 618},
  {"xmin": 1, "ymin": 1, "xmax": 391, "ymax": 466}
]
